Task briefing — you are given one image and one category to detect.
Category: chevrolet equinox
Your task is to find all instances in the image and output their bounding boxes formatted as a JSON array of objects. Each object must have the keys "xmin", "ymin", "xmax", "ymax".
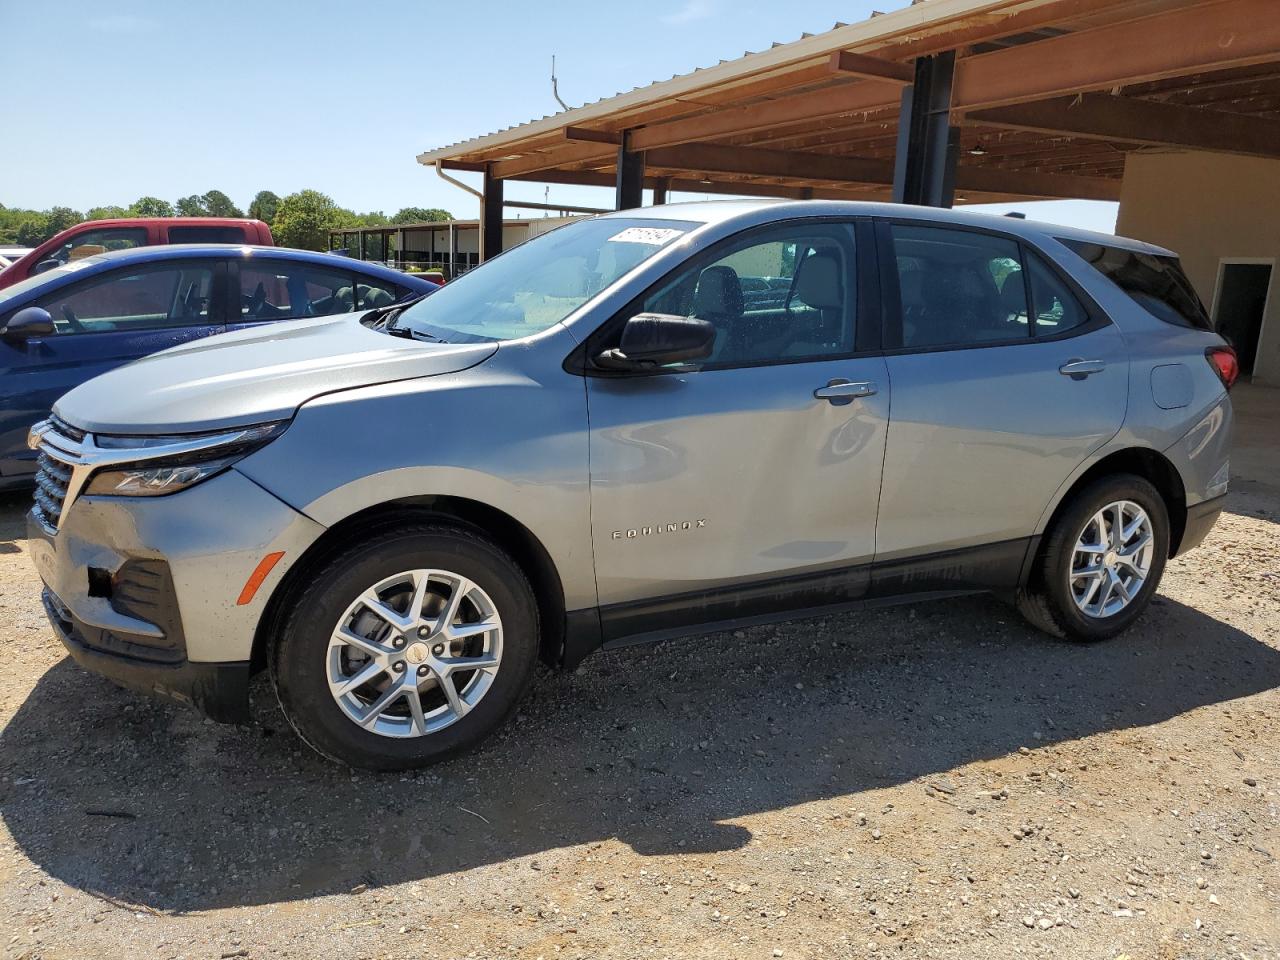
[{"xmin": 26, "ymin": 201, "xmax": 1236, "ymax": 769}]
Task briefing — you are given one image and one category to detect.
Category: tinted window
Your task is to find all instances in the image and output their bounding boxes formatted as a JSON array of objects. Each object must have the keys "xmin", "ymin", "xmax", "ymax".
[
  {"xmin": 41, "ymin": 227, "xmax": 147, "ymax": 268},
  {"xmin": 891, "ymin": 225, "xmax": 1029, "ymax": 348},
  {"xmin": 1062, "ymin": 239, "xmax": 1210, "ymax": 330},
  {"xmin": 37, "ymin": 263, "xmax": 216, "ymax": 334},
  {"xmin": 168, "ymin": 226, "xmax": 247, "ymax": 244},
  {"xmin": 638, "ymin": 223, "xmax": 855, "ymax": 366},
  {"xmin": 1027, "ymin": 253, "xmax": 1088, "ymax": 335},
  {"xmin": 238, "ymin": 261, "xmax": 359, "ymax": 321}
]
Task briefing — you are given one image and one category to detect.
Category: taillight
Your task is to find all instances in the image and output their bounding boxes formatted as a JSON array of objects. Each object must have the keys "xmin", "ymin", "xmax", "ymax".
[{"xmin": 1206, "ymin": 346, "xmax": 1239, "ymax": 390}]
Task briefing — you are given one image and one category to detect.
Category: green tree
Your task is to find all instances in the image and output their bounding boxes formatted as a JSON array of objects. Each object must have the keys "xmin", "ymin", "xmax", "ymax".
[
  {"xmin": 175, "ymin": 194, "xmax": 208, "ymax": 216},
  {"xmin": 203, "ymin": 190, "xmax": 243, "ymax": 218},
  {"xmin": 42, "ymin": 207, "xmax": 83, "ymax": 239},
  {"xmin": 86, "ymin": 205, "xmax": 129, "ymax": 220},
  {"xmin": 272, "ymin": 189, "xmax": 343, "ymax": 251},
  {"xmin": 247, "ymin": 190, "xmax": 280, "ymax": 224},
  {"xmin": 130, "ymin": 196, "xmax": 174, "ymax": 217},
  {"xmin": 14, "ymin": 216, "xmax": 49, "ymax": 247},
  {"xmin": 391, "ymin": 206, "xmax": 453, "ymax": 224}
]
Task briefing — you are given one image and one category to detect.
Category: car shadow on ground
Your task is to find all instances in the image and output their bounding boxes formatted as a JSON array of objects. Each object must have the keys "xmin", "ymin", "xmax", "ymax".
[
  {"xmin": 0, "ymin": 490, "xmax": 30, "ymax": 551},
  {"xmin": 2, "ymin": 593, "xmax": 1278, "ymax": 913}
]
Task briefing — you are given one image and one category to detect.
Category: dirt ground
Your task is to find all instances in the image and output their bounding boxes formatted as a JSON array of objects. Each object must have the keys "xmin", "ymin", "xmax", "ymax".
[{"xmin": 1, "ymin": 476, "xmax": 1277, "ymax": 960}]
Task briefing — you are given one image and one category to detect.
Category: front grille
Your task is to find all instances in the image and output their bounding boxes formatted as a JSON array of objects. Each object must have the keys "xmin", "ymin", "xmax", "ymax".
[
  {"xmin": 33, "ymin": 451, "xmax": 71, "ymax": 528},
  {"xmin": 31, "ymin": 418, "xmax": 87, "ymax": 531}
]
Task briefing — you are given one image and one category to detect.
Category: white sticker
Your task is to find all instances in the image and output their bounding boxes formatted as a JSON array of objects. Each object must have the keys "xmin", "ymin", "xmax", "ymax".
[{"xmin": 607, "ymin": 227, "xmax": 685, "ymax": 246}]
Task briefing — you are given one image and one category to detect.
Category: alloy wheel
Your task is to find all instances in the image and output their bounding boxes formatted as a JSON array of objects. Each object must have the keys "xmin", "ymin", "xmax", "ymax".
[
  {"xmin": 326, "ymin": 569, "xmax": 503, "ymax": 738},
  {"xmin": 1068, "ymin": 500, "xmax": 1155, "ymax": 619}
]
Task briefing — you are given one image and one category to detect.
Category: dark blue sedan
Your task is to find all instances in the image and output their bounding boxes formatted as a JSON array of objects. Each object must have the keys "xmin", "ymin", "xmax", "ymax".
[{"xmin": 0, "ymin": 245, "xmax": 437, "ymax": 488}]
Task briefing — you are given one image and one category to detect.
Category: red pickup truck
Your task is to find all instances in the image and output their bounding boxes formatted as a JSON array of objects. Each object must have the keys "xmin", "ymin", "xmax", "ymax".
[{"xmin": 0, "ymin": 217, "xmax": 273, "ymax": 290}]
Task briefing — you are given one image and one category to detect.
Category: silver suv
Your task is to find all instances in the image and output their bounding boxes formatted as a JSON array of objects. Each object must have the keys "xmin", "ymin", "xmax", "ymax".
[{"xmin": 26, "ymin": 201, "xmax": 1236, "ymax": 770}]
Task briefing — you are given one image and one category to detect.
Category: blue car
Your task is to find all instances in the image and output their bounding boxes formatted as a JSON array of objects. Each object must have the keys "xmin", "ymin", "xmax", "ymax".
[{"xmin": 0, "ymin": 245, "xmax": 436, "ymax": 488}]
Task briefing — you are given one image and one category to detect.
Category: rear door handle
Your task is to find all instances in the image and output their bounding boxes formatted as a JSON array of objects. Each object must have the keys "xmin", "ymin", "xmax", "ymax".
[
  {"xmin": 1059, "ymin": 358, "xmax": 1106, "ymax": 379},
  {"xmin": 814, "ymin": 379, "xmax": 878, "ymax": 405}
]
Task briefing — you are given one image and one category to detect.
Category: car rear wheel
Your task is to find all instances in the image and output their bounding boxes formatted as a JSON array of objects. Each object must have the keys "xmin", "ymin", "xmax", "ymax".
[
  {"xmin": 271, "ymin": 524, "xmax": 538, "ymax": 770},
  {"xmin": 1017, "ymin": 473, "xmax": 1170, "ymax": 642}
]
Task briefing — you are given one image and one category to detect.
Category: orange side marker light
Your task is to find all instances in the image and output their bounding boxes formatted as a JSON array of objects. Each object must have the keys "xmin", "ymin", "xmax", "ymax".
[{"xmin": 236, "ymin": 551, "xmax": 286, "ymax": 606}]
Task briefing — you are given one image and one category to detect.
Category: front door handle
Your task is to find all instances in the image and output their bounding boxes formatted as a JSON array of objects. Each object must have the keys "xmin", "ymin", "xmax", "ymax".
[
  {"xmin": 814, "ymin": 379, "xmax": 878, "ymax": 405},
  {"xmin": 1059, "ymin": 358, "xmax": 1106, "ymax": 380}
]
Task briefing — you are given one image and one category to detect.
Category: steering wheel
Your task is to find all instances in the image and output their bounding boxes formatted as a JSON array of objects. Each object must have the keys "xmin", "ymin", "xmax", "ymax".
[{"xmin": 60, "ymin": 305, "xmax": 87, "ymax": 334}]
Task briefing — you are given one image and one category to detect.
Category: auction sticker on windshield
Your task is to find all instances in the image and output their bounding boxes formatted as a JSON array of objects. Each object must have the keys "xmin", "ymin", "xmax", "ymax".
[{"xmin": 607, "ymin": 227, "xmax": 686, "ymax": 246}]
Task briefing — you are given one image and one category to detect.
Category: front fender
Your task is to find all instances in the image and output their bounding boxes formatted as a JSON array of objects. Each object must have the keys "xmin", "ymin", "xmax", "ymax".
[{"xmin": 235, "ymin": 364, "xmax": 595, "ymax": 610}]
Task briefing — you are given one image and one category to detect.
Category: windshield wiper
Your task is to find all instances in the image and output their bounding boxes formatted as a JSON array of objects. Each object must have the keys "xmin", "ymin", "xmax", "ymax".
[{"xmin": 385, "ymin": 324, "xmax": 445, "ymax": 343}]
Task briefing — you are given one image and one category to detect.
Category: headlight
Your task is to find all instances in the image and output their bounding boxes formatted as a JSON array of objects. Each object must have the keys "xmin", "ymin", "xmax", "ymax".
[{"xmin": 83, "ymin": 421, "xmax": 287, "ymax": 497}]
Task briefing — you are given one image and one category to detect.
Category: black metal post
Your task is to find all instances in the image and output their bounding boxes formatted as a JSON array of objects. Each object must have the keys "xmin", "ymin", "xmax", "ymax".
[
  {"xmin": 615, "ymin": 132, "xmax": 645, "ymax": 210},
  {"xmin": 651, "ymin": 177, "xmax": 670, "ymax": 205},
  {"xmin": 892, "ymin": 51, "xmax": 959, "ymax": 207},
  {"xmin": 481, "ymin": 167, "xmax": 504, "ymax": 263}
]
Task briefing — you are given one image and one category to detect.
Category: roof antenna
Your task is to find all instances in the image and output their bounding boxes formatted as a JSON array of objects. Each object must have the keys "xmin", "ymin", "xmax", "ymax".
[{"xmin": 551, "ymin": 55, "xmax": 570, "ymax": 112}]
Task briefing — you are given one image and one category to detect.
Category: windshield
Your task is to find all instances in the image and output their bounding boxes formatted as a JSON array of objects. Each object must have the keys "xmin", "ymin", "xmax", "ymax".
[
  {"xmin": 394, "ymin": 217, "xmax": 696, "ymax": 342},
  {"xmin": 0, "ymin": 257, "xmax": 104, "ymax": 311}
]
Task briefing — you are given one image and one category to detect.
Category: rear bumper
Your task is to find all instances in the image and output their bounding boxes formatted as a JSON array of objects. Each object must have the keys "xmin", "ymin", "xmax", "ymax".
[
  {"xmin": 1176, "ymin": 493, "xmax": 1225, "ymax": 557},
  {"xmin": 42, "ymin": 588, "xmax": 250, "ymax": 722}
]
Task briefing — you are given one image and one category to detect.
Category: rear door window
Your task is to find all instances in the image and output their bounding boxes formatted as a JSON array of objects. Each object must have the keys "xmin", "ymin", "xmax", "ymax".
[
  {"xmin": 889, "ymin": 225, "xmax": 1030, "ymax": 348},
  {"xmin": 1061, "ymin": 239, "xmax": 1211, "ymax": 330},
  {"xmin": 167, "ymin": 225, "xmax": 249, "ymax": 244},
  {"xmin": 237, "ymin": 261, "xmax": 359, "ymax": 320}
]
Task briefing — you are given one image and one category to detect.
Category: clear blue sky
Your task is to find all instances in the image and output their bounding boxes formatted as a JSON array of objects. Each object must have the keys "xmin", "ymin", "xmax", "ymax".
[{"xmin": 0, "ymin": 0, "xmax": 1115, "ymax": 232}]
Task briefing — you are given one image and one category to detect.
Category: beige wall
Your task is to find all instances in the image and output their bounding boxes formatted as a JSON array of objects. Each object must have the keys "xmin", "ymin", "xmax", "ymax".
[{"xmin": 1116, "ymin": 150, "xmax": 1280, "ymax": 385}]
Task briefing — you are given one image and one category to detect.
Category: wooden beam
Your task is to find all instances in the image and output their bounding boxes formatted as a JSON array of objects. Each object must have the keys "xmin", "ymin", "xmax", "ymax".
[
  {"xmin": 954, "ymin": 0, "xmax": 1280, "ymax": 111},
  {"xmin": 643, "ymin": 142, "xmax": 1118, "ymax": 200},
  {"xmin": 646, "ymin": 142, "xmax": 894, "ymax": 184},
  {"xmin": 828, "ymin": 50, "xmax": 914, "ymax": 84},
  {"xmin": 563, "ymin": 126, "xmax": 622, "ymax": 145},
  {"xmin": 490, "ymin": 141, "xmax": 614, "ymax": 179},
  {"xmin": 953, "ymin": 165, "xmax": 1120, "ymax": 201},
  {"xmin": 627, "ymin": 80, "xmax": 902, "ymax": 152},
  {"xmin": 966, "ymin": 93, "xmax": 1280, "ymax": 161},
  {"xmin": 438, "ymin": 159, "xmax": 487, "ymax": 173}
]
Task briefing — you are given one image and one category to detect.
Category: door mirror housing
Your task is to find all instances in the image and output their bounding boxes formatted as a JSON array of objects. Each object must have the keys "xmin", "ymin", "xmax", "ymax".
[
  {"xmin": 1, "ymin": 306, "xmax": 55, "ymax": 343},
  {"xmin": 33, "ymin": 259, "xmax": 61, "ymax": 275},
  {"xmin": 595, "ymin": 313, "xmax": 715, "ymax": 371}
]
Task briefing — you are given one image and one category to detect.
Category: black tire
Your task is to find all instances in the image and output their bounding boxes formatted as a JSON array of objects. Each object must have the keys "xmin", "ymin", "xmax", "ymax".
[
  {"xmin": 1017, "ymin": 473, "xmax": 1170, "ymax": 642},
  {"xmin": 270, "ymin": 523, "xmax": 539, "ymax": 770}
]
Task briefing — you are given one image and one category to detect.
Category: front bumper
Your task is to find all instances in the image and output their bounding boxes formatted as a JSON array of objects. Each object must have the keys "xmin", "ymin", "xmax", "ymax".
[
  {"xmin": 42, "ymin": 589, "xmax": 251, "ymax": 722},
  {"xmin": 28, "ymin": 467, "xmax": 325, "ymax": 718}
]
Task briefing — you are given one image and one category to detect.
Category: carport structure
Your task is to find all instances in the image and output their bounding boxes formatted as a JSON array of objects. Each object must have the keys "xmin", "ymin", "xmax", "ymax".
[{"xmin": 418, "ymin": 0, "xmax": 1278, "ymax": 233}]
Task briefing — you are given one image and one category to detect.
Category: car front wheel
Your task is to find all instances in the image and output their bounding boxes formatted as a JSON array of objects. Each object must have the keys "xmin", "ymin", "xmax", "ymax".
[
  {"xmin": 271, "ymin": 524, "xmax": 538, "ymax": 770},
  {"xmin": 1017, "ymin": 473, "xmax": 1170, "ymax": 642}
]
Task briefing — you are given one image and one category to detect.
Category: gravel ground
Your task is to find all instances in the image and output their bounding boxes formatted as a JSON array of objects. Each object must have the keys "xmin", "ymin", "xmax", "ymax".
[{"xmin": 0, "ymin": 484, "xmax": 1277, "ymax": 960}]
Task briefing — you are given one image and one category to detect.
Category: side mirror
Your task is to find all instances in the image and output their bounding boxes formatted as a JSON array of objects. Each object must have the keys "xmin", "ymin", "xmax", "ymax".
[
  {"xmin": 1, "ymin": 306, "xmax": 55, "ymax": 344},
  {"xmin": 33, "ymin": 259, "xmax": 61, "ymax": 275},
  {"xmin": 595, "ymin": 312, "xmax": 715, "ymax": 371}
]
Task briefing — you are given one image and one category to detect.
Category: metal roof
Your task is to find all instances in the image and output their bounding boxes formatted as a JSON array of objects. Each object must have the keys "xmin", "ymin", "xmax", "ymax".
[{"xmin": 416, "ymin": 0, "xmax": 1280, "ymax": 205}]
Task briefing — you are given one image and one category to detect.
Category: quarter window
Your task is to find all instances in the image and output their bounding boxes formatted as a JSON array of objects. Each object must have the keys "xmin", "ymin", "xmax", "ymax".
[
  {"xmin": 1027, "ymin": 252, "xmax": 1088, "ymax": 335},
  {"xmin": 891, "ymin": 225, "xmax": 1029, "ymax": 349},
  {"xmin": 38, "ymin": 263, "xmax": 216, "ymax": 334},
  {"xmin": 636, "ymin": 224, "xmax": 856, "ymax": 366}
]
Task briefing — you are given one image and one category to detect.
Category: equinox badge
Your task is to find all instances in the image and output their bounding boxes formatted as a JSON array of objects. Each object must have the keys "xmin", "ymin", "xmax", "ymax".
[{"xmin": 612, "ymin": 519, "xmax": 707, "ymax": 540}]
